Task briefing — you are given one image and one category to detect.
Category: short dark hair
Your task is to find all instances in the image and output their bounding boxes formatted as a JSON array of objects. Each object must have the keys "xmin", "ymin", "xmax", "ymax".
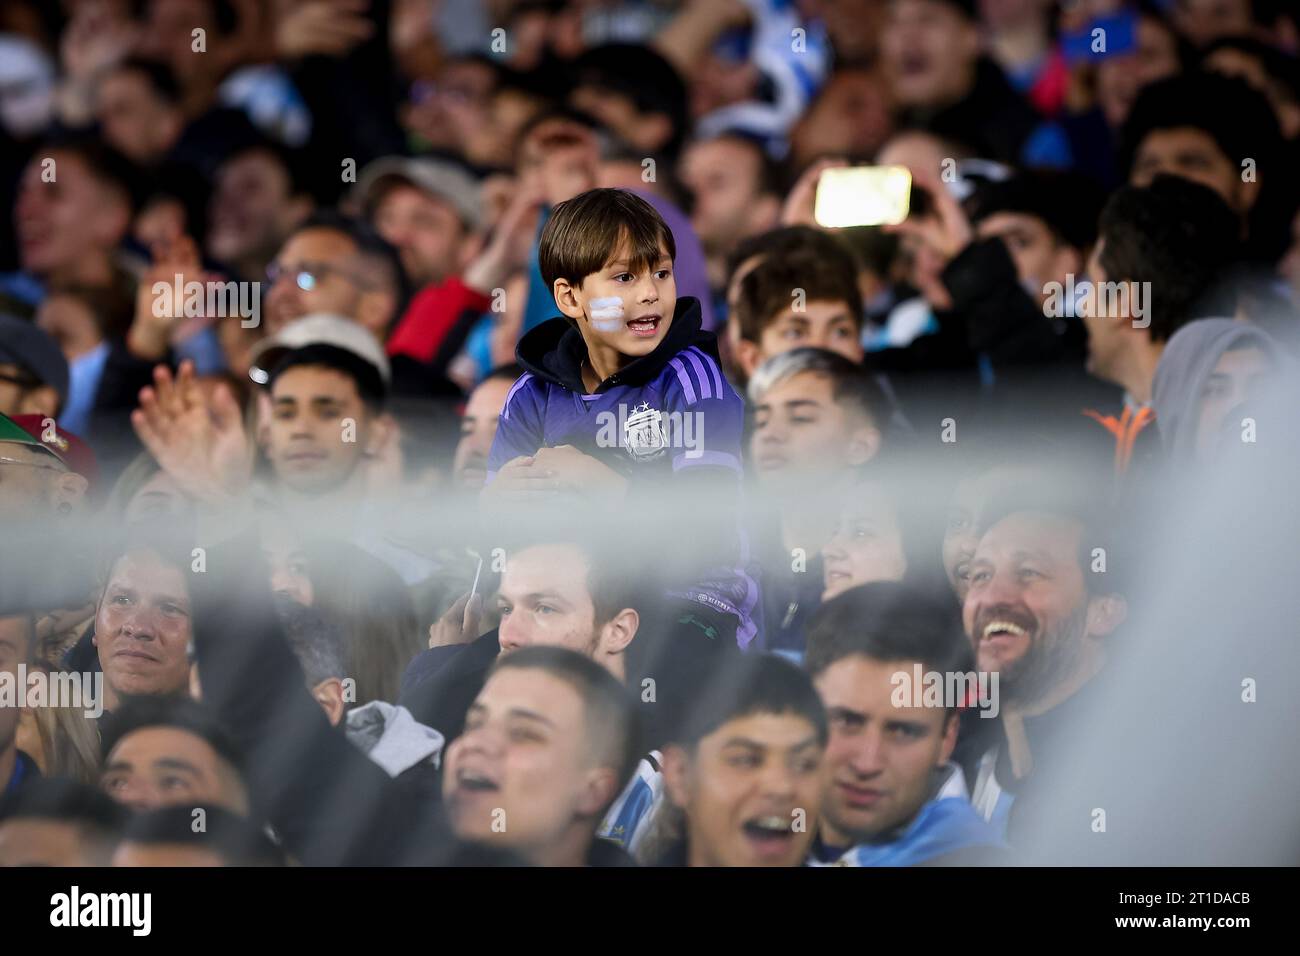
[
  {"xmin": 725, "ymin": 226, "xmax": 856, "ymax": 293},
  {"xmin": 100, "ymin": 697, "xmax": 245, "ymax": 775},
  {"xmin": 490, "ymin": 646, "xmax": 641, "ymax": 796},
  {"xmin": 109, "ymin": 56, "xmax": 182, "ymax": 105},
  {"xmin": 747, "ymin": 347, "xmax": 888, "ymax": 430},
  {"xmin": 223, "ymin": 136, "xmax": 318, "ymax": 201},
  {"xmin": 1120, "ymin": 71, "xmax": 1282, "ymax": 182},
  {"xmin": 1202, "ymin": 35, "xmax": 1300, "ymax": 105},
  {"xmin": 805, "ymin": 582, "xmax": 974, "ymax": 710},
  {"xmin": 275, "ymin": 595, "xmax": 348, "ymax": 686},
  {"xmin": 539, "ymin": 188, "xmax": 676, "ymax": 301},
  {"xmin": 0, "ymin": 776, "xmax": 126, "ymax": 832},
  {"xmin": 967, "ymin": 170, "xmax": 1106, "ymax": 252},
  {"xmin": 293, "ymin": 210, "xmax": 409, "ymax": 307},
  {"xmin": 675, "ymin": 653, "xmax": 828, "ymax": 750},
  {"xmin": 118, "ymin": 804, "xmax": 285, "ymax": 866},
  {"xmin": 38, "ymin": 135, "xmax": 142, "ymax": 213},
  {"xmin": 267, "ymin": 343, "xmax": 387, "ymax": 410},
  {"xmin": 95, "ymin": 526, "xmax": 196, "ymax": 601},
  {"xmin": 1096, "ymin": 175, "xmax": 1240, "ymax": 342},
  {"xmin": 502, "ymin": 533, "xmax": 649, "ymax": 630},
  {"xmin": 734, "ymin": 246, "xmax": 863, "ymax": 342},
  {"xmin": 570, "ymin": 44, "xmax": 689, "ymax": 155},
  {"xmin": 975, "ymin": 482, "xmax": 1128, "ymax": 599}
]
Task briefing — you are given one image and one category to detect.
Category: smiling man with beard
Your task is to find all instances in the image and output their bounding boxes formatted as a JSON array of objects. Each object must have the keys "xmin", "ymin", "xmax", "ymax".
[{"xmin": 957, "ymin": 487, "xmax": 1128, "ymax": 841}]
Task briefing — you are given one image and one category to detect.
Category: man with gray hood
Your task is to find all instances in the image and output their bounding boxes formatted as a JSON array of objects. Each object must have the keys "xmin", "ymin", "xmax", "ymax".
[
  {"xmin": 276, "ymin": 598, "xmax": 444, "ymax": 806},
  {"xmin": 1152, "ymin": 318, "xmax": 1284, "ymax": 468}
]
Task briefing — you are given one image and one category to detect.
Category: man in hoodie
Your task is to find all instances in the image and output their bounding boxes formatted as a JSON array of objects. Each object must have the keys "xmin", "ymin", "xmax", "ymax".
[
  {"xmin": 803, "ymin": 582, "xmax": 1004, "ymax": 866},
  {"xmin": 276, "ymin": 597, "xmax": 443, "ymax": 804},
  {"xmin": 1151, "ymin": 318, "xmax": 1284, "ymax": 468},
  {"xmin": 1078, "ymin": 176, "xmax": 1240, "ymax": 479}
]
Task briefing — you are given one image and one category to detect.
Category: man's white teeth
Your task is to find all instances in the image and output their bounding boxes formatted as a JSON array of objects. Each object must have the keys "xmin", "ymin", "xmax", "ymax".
[
  {"xmin": 751, "ymin": 816, "xmax": 789, "ymax": 833},
  {"xmin": 983, "ymin": 620, "xmax": 1028, "ymax": 640}
]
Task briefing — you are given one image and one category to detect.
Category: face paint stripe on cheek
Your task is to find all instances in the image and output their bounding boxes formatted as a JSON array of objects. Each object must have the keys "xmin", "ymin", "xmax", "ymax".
[{"xmin": 588, "ymin": 296, "xmax": 624, "ymax": 331}]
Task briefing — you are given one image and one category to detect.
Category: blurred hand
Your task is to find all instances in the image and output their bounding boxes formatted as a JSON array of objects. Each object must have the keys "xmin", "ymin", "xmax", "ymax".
[
  {"xmin": 428, "ymin": 590, "xmax": 484, "ymax": 648},
  {"xmin": 479, "ymin": 454, "xmax": 562, "ymax": 506},
  {"xmin": 780, "ymin": 157, "xmax": 848, "ymax": 228},
  {"xmin": 275, "ymin": 0, "xmax": 375, "ymax": 59},
  {"xmin": 464, "ymin": 184, "xmax": 544, "ymax": 293},
  {"xmin": 131, "ymin": 361, "xmax": 252, "ymax": 506},
  {"xmin": 531, "ymin": 445, "xmax": 628, "ymax": 499},
  {"xmin": 129, "ymin": 236, "xmax": 213, "ymax": 360},
  {"xmin": 884, "ymin": 168, "xmax": 974, "ymax": 264},
  {"xmin": 60, "ymin": 1, "xmax": 139, "ymax": 82}
]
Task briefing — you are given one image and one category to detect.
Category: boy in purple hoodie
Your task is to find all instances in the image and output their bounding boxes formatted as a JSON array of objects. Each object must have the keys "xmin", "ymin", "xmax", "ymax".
[{"xmin": 483, "ymin": 188, "xmax": 759, "ymax": 648}]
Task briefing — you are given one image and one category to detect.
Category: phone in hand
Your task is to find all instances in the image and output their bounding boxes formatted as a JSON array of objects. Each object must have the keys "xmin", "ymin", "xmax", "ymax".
[{"xmin": 814, "ymin": 166, "xmax": 914, "ymax": 228}]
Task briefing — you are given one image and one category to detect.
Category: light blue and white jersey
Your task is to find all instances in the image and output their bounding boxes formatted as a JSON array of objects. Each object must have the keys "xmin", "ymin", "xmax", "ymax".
[
  {"xmin": 808, "ymin": 765, "xmax": 1005, "ymax": 867},
  {"xmin": 598, "ymin": 751, "xmax": 666, "ymax": 859}
]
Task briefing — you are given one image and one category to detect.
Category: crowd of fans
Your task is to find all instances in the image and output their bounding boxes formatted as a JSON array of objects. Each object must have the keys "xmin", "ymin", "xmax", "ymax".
[{"xmin": 1, "ymin": 0, "xmax": 1298, "ymax": 867}]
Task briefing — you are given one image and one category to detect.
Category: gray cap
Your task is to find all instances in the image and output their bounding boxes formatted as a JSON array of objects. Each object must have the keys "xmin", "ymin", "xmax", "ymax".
[
  {"xmin": 248, "ymin": 313, "xmax": 391, "ymax": 387},
  {"xmin": 355, "ymin": 157, "xmax": 483, "ymax": 229},
  {"xmin": 0, "ymin": 313, "xmax": 68, "ymax": 404}
]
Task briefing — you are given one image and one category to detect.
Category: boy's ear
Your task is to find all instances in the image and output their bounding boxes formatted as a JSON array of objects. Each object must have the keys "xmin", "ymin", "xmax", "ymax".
[
  {"xmin": 553, "ymin": 278, "xmax": 585, "ymax": 323},
  {"xmin": 844, "ymin": 423, "xmax": 882, "ymax": 467}
]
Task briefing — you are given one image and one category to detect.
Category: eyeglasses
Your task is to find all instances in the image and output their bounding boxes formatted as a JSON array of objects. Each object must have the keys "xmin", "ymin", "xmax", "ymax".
[
  {"xmin": 0, "ymin": 455, "xmax": 63, "ymax": 473},
  {"xmin": 266, "ymin": 261, "xmax": 369, "ymax": 292}
]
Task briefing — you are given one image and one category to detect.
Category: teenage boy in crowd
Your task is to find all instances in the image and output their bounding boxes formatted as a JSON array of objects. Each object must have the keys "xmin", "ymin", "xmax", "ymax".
[
  {"xmin": 401, "ymin": 532, "xmax": 735, "ymax": 859},
  {"xmin": 658, "ymin": 652, "xmax": 827, "ymax": 867},
  {"xmin": 746, "ymin": 348, "xmax": 891, "ymax": 656},
  {"xmin": 729, "ymin": 241, "xmax": 866, "ymax": 382},
  {"xmin": 0, "ymin": 778, "xmax": 126, "ymax": 867},
  {"xmin": 441, "ymin": 646, "xmax": 640, "ymax": 867},
  {"xmin": 804, "ymin": 582, "xmax": 1004, "ymax": 865},
  {"xmin": 482, "ymin": 188, "xmax": 758, "ymax": 648},
  {"xmin": 98, "ymin": 696, "xmax": 250, "ymax": 814}
]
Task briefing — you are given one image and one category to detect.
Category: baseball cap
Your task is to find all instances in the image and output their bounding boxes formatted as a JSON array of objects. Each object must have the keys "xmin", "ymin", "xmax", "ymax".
[
  {"xmin": 248, "ymin": 313, "xmax": 392, "ymax": 387},
  {"xmin": 0, "ymin": 313, "xmax": 69, "ymax": 405},
  {"xmin": 0, "ymin": 411, "xmax": 99, "ymax": 488},
  {"xmin": 355, "ymin": 157, "xmax": 483, "ymax": 230}
]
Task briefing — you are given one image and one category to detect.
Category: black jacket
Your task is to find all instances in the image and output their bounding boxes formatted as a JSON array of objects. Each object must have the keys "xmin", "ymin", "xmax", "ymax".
[
  {"xmin": 515, "ymin": 296, "xmax": 713, "ymax": 395},
  {"xmin": 189, "ymin": 534, "xmax": 515, "ymax": 865}
]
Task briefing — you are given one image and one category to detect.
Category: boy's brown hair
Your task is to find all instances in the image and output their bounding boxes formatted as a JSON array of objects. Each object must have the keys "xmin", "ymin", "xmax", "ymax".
[
  {"xmin": 734, "ymin": 246, "xmax": 863, "ymax": 343},
  {"xmin": 539, "ymin": 188, "xmax": 676, "ymax": 305}
]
